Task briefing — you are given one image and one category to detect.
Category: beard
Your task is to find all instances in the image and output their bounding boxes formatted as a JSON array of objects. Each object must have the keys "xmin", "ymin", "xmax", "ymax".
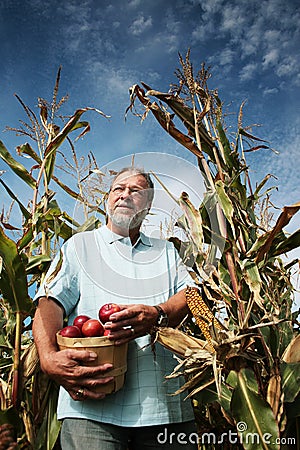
[{"xmin": 107, "ymin": 204, "xmax": 148, "ymax": 231}]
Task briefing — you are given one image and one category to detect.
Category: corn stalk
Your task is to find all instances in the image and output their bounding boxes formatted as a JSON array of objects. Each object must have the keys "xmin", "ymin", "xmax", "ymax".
[
  {"xmin": 0, "ymin": 69, "xmax": 108, "ymax": 448},
  {"xmin": 128, "ymin": 50, "xmax": 300, "ymax": 449}
]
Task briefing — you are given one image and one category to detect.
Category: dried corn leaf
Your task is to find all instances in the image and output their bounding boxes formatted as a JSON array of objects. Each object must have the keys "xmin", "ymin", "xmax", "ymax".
[
  {"xmin": 178, "ymin": 192, "xmax": 203, "ymax": 251},
  {"xmin": 154, "ymin": 327, "xmax": 213, "ymax": 357},
  {"xmin": 127, "ymin": 84, "xmax": 203, "ymax": 159},
  {"xmin": 267, "ymin": 373, "xmax": 282, "ymax": 420},
  {"xmin": 45, "ymin": 250, "xmax": 63, "ymax": 287},
  {"xmin": 22, "ymin": 343, "xmax": 40, "ymax": 377},
  {"xmin": 256, "ymin": 202, "xmax": 300, "ymax": 262},
  {"xmin": 282, "ymin": 334, "xmax": 300, "ymax": 363},
  {"xmin": 183, "ymin": 378, "xmax": 215, "ymax": 400},
  {"xmin": 242, "ymin": 260, "xmax": 266, "ymax": 313}
]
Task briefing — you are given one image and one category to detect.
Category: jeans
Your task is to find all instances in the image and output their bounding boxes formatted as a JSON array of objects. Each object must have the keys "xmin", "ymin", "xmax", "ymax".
[{"xmin": 60, "ymin": 418, "xmax": 198, "ymax": 450}]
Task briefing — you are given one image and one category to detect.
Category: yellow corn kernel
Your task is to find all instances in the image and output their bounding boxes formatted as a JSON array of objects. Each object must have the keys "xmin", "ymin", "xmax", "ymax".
[{"xmin": 185, "ymin": 286, "xmax": 222, "ymax": 345}]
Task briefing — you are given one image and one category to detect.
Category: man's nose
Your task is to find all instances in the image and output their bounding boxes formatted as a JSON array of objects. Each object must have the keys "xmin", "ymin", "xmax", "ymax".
[{"xmin": 120, "ymin": 187, "xmax": 131, "ymax": 199}]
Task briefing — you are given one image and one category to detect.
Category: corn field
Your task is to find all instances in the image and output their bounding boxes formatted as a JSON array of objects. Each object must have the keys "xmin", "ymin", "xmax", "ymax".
[
  {"xmin": 0, "ymin": 53, "xmax": 299, "ymax": 449},
  {"xmin": 127, "ymin": 51, "xmax": 300, "ymax": 449}
]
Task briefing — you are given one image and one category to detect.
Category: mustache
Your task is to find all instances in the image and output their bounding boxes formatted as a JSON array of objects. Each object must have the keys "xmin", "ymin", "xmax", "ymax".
[{"xmin": 115, "ymin": 200, "xmax": 134, "ymax": 209}]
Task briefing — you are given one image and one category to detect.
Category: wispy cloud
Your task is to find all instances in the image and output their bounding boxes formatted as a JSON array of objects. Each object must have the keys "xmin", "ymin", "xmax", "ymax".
[
  {"xmin": 239, "ymin": 63, "xmax": 258, "ymax": 81},
  {"xmin": 276, "ymin": 56, "xmax": 299, "ymax": 77},
  {"xmin": 190, "ymin": 0, "xmax": 300, "ymax": 89},
  {"xmin": 262, "ymin": 49, "xmax": 279, "ymax": 70},
  {"xmin": 220, "ymin": 3, "xmax": 246, "ymax": 35},
  {"xmin": 129, "ymin": 14, "xmax": 152, "ymax": 35},
  {"xmin": 262, "ymin": 87, "xmax": 279, "ymax": 96},
  {"xmin": 128, "ymin": 0, "xmax": 142, "ymax": 7}
]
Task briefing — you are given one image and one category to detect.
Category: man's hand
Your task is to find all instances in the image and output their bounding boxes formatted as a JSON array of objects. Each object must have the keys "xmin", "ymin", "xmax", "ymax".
[
  {"xmin": 103, "ymin": 289, "xmax": 190, "ymax": 345},
  {"xmin": 41, "ymin": 348, "xmax": 114, "ymax": 401},
  {"xmin": 33, "ymin": 297, "xmax": 114, "ymax": 401},
  {"xmin": 104, "ymin": 304, "xmax": 158, "ymax": 344}
]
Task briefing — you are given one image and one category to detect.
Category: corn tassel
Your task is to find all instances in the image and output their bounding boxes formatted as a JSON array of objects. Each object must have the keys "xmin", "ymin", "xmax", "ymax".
[{"xmin": 186, "ymin": 286, "xmax": 223, "ymax": 347}]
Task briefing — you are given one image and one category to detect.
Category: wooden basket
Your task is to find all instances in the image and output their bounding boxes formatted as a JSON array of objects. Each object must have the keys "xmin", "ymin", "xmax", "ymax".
[{"xmin": 56, "ymin": 333, "xmax": 128, "ymax": 394}]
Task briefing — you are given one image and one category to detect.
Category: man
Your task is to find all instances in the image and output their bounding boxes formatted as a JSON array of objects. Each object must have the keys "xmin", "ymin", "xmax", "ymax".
[{"xmin": 33, "ymin": 167, "xmax": 198, "ymax": 449}]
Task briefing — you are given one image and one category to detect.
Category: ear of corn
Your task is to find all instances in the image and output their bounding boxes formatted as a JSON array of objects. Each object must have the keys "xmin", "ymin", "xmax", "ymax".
[
  {"xmin": 154, "ymin": 326, "xmax": 214, "ymax": 358},
  {"xmin": 185, "ymin": 286, "xmax": 223, "ymax": 347}
]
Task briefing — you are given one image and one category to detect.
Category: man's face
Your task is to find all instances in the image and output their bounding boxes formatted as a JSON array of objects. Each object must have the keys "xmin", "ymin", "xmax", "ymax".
[{"xmin": 107, "ymin": 172, "xmax": 152, "ymax": 231}]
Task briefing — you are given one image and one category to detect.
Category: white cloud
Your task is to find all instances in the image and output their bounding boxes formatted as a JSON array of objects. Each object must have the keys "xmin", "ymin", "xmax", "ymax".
[
  {"xmin": 239, "ymin": 63, "xmax": 257, "ymax": 81},
  {"xmin": 128, "ymin": 0, "xmax": 141, "ymax": 7},
  {"xmin": 129, "ymin": 14, "xmax": 152, "ymax": 36},
  {"xmin": 239, "ymin": 17, "xmax": 264, "ymax": 57},
  {"xmin": 198, "ymin": 0, "xmax": 223, "ymax": 14},
  {"xmin": 221, "ymin": 3, "xmax": 246, "ymax": 36},
  {"xmin": 294, "ymin": 73, "xmax": 300, "ymax": 87},
  {"xmin": 219, "ymin": 48, "xmax": 235, "ymax": 66},
  {"xmin": 276, "ymin": 56, "xmax": 299, "ymax": 77},
  {"xmin": 87, "ymin": 61, "xmax": 135, "ymax": 98},
  {"xmin": 262, "ymin": 49, "xmax": 279, "ymax": 69},
  {"xmin": 263, "ymin": 87, "xmax": 279, "ymax": 96},
  {"xmin": 264, "ymin": 29, "xmax": 281, "ymax": 44},
  {"xmin": 192, "ymin": 22, "xmax": 214, "ymax": 41}
]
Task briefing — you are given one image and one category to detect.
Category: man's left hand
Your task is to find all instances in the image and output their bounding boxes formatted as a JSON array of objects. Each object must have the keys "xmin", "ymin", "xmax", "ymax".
[{"xmin": 103, "ymin": 304, "xmax": 158, "ymax": 344}]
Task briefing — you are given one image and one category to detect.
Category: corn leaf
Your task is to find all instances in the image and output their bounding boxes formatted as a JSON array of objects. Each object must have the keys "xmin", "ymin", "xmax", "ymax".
[
  {"xmin": 43, "ymin": 107, "xmax": 109, "ymax": 182},
  {"xmin": 219, "ymin": 383, "xmax": 233, "ymax": 413},
  {"xmin": 242, "ymin": 260, "xmax": 264, "ymax": 310},
  {"xmin": 282, "ymin": 334, "xmax": 300, "ymax": 363},
  {"xmin": 0, "ymin": 406, "xmax": 22, "ymax": 430},
  {"xmin": 142, "ymin": 83, "xmax": 215, "ymax": 157},
  {"xmin": 178, "ymin": 192, "xmax": 203, "ymax": 250},
  {"xmin": 17, "ymin": 142, "xmax": 41, "ymax": 164},
  {"xmin": 26, "ymin": 255, "xmax": 52, "ymax": 273},
  {"xmin": 231, "ymin": 369, "xmax": 280, "ymax": 450},
  {"xmin": 52, "ymin": 174, "xmax": 106, "ymax": 216},
  {"xmin": 0, "ymin": 140, "xmax": 36, "ymax": 189},
  {"xmin": 0, "ymin": 178, "xmax": 31, "ymax": 220},
  {"xmin": 280, "ymin": 362, "xmax": 300, "ymax": 403},
  {"xmin": 33, "ymin": 381, "xmax": 61, "ymax": 450},
  {"xmin": 215, "ymin": 180, "xmax": 234, "ymax": 228},
  {"xmin": 256, "ymin": 202, "xmax": 300, "ymax": 262},
  {"xmin": 155, "ymin": 327, "xmax": 210, "ymax": 358},
  {"xmin": 127, "ymin": 84, "xmax": 203, "ymax": 159},
  {"xmin": 267, "ymin": 372, "xmax": 281, "ymax": 419},
  {"xmin": 216, "ymin": 119, "xmax": 237, "ymax": 171},
  {"xmin": 0, "ymin": 226, "xmax": 32, "ymax": 313},
  {"xmin": 271, "ymin": 229, "xmax": 300, "ymax": 256},
  {"xmin": 239, "ymin": 128, "xmax": 269, "ymax": 143}
]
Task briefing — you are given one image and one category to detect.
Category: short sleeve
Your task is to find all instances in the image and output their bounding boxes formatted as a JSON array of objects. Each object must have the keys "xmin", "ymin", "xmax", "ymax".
[{"xmin": 33, "ymin": 236, "xmax": 80, "ymax": 315}]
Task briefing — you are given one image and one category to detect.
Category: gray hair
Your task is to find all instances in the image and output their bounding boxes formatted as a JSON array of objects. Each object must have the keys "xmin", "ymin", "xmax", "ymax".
[{"xmin": 110, "ymin": 167, "xmax": 154, "ymax": 203}]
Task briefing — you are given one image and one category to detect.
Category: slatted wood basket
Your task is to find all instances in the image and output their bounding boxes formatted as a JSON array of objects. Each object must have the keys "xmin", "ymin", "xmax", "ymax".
[{"xmin": 56, "ymin": 333, "xmax": 128, "ymax": 394}]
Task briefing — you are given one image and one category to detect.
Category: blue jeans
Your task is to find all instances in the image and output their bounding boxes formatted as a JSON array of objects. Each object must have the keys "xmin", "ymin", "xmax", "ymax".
[{"xmin": 60, "ymin": 418, "xmax": 198, "ymax": 450}]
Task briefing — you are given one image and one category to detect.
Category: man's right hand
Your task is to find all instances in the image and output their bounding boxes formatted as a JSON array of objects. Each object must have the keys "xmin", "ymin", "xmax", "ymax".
[
  {"xmin": 41, "ymin": 348, "xmax": 114, "ymax": 401},
  {"xmin": 33, "ymin": 297, "xmax": 114, "ymax": 401}
]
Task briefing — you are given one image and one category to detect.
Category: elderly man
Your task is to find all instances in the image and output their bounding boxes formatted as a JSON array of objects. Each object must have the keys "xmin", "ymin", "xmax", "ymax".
[{"xmin": 33, "ymin": 167, "xmax": 198, "ymax": 449}]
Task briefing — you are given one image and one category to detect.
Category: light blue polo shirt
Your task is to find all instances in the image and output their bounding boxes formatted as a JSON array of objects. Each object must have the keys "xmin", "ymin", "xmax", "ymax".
[{"xmin": 35, "ymin": 225, "xmax": 195, "ymax": 426}]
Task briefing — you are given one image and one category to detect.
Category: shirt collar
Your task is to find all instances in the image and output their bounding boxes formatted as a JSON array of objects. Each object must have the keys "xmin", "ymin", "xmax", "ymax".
[{"xmin": 101, "ymin": 225, "xmax": 153, "ymax": 247}]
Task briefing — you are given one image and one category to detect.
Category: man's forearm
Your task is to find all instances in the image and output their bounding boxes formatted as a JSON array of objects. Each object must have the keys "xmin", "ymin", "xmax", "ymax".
[
  {"xmin": 161, "ymin": 288, "xmax": 190, "ymax": 327},
  {"xmin": 33, "ymin": 297, "xmax": 64, "ymax": 370}
]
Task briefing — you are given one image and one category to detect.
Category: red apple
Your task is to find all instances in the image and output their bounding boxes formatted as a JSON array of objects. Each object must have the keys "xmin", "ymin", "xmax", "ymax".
[
  {"xmin": 81, "ymin": 319, "xmax": 104, "ymax": 337},
  {"xmin": 99, "ymin": 303, "xmax": 121, "ymax": 323},
  {"xmin": 59, "ymin": 325, "xmax": 82, "ymax": 338},
  {"xmin": 103, "ymin": 329, "xmax": 111, "ymax": 336},
  {"xmin": 73, "ymin": 315, "xmax": 91, "ymax": 331}
]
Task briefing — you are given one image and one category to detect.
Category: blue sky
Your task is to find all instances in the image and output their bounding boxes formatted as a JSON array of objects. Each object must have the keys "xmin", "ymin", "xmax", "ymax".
[{"xmin": 0, "ymin": 1, "xmax": 299, "ymax": 248}]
